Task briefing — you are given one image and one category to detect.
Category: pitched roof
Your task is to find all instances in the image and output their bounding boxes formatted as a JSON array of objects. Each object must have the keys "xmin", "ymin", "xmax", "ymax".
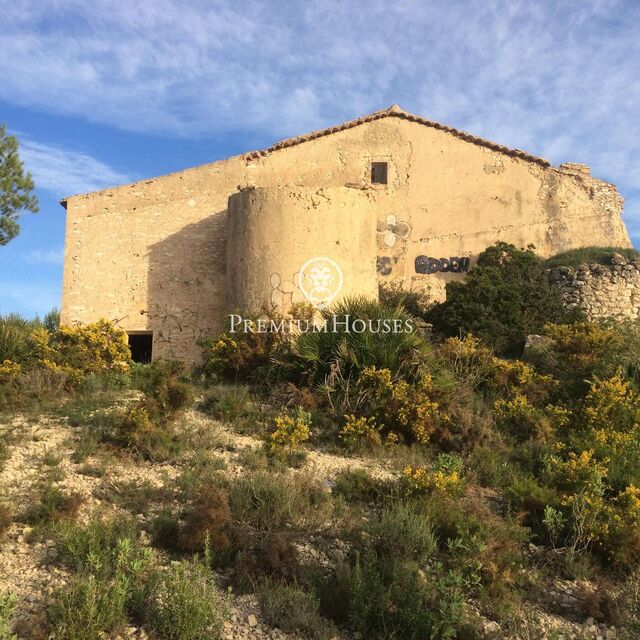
[{"xmin": 244, "ymin": 104, "xmax": 551, "ymax": 168}]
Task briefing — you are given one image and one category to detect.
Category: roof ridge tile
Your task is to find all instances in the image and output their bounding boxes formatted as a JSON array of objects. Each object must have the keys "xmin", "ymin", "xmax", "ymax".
[{"xmin": 244, "ymin": 106, "xmax": 550, "ymax": 167}]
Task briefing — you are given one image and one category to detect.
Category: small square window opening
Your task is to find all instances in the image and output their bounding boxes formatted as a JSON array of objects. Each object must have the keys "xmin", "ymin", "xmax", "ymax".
[
  {"xmin": 128, "ymin": 332, "xmax": 153, "ymax": 363},
  {"xmin": 371, "ymin": 161, "xmax": 388, "ymax": 185}
]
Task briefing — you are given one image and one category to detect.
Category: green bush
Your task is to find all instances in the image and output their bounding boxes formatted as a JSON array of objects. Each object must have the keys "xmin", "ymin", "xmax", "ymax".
[
  {"xmin": 50, "ymin": 519, "xmax": 154, "ymax": 637},
  {"xmin": 427, "ymin": 243, "xmax": 579, "ymax": 356},
  {"xmin": 278, "ymin": 297, "xmax": 436, "ymax": 387},
  {"xmin": 0, "ymin": 593, "xmax": 17, "ymax": 640},
  {"xmin": 333, "ymin": 469, "xmax": 392, "ymax": 504},
  {"xmin": 134, "ymin": 358, "xmax": 193, "ymax": 421},
  {"xmin": 379, "ymin": 281, "xmax": 431, "ymax": 317},
  {"xmin": 525, "ymin": 321, "xmax": 640, "ymax": 398},
  {"xmin": 365, "ymin": 502, "xmax": 436, "ymax": 564},
  {"xmin": 24, "ymin": 483, "xmax": 84, "ymax": 525},
  {"xmin": 49, "ymin": 573, "xmax": 128, "ymax": 640},
  {"xmin": 228, "ymin": 471, "xmax": 331, "ymax": 534},
  {"xmin": 349, "ymin": 551, "xmax": 465, "ymax": 640},
  {"xmin": 147, "ymin": 551, "xmax": 228, "ymax": 640},
  {"xmin": 0, "ymin": 314, "xmax": 35, "ymax": 364},
  {"xmin": 257, "ymin": 578, "xmax": 335, "ymax": 640}
]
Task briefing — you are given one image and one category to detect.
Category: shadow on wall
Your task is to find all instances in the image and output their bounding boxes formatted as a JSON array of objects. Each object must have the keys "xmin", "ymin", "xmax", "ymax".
[{"xmin": 147, "ymin": 209, "xmax": 228, "ymax": 362}]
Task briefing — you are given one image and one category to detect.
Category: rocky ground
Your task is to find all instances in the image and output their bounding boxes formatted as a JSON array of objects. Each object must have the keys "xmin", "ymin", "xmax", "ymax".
[{"xmin": 0, "ymin": 410, "xmax": 626, "ymax": 639}]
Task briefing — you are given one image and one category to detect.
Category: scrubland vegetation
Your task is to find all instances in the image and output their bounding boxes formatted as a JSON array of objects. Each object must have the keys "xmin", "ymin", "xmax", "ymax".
[{"xmin": 2, "ymin": 243, "xmax": 640, "ymax": 639}]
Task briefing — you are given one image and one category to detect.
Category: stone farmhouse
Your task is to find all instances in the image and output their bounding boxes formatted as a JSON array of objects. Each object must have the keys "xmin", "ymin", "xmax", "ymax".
[{"xmin": 60, "ymin": 105, "xmax": 631, "ymax": 362}]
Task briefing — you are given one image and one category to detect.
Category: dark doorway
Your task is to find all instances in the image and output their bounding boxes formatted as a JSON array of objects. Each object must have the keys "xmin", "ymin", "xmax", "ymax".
[{"xmin": 128, "ymin": 333, "xmax": 153, "ymax": 363}]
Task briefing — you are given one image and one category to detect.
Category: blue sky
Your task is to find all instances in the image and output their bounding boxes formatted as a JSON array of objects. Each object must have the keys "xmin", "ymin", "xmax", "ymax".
[{"xmin": 1, "ymin": 0, "xmax": 639, "ymax": 317}]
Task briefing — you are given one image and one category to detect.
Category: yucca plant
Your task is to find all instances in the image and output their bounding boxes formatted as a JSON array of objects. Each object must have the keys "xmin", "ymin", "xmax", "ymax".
[
  {"xmin": 277, "ymin": 297, "xmax": 440, "ymax": 387},
  {"xmin": 0, "ymin": 313, "xmax": 35, "ymax": 363}
]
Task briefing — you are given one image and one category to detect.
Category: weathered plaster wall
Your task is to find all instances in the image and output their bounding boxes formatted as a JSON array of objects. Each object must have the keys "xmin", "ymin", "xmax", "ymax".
[
  {"xmin": 549, "ymin": 257, "xmax": 640, "ymax": 321},
  {"xmin": 61, "ymin": 108, "xmax": 631, "ymax": 361},
  {"xmin": 227, "ymin": 186, "xmax": 378, "ymax": 312}
]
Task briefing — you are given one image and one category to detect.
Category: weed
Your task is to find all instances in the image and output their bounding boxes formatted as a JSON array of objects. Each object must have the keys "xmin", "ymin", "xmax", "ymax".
[
  {"xmin": 0, "ymin": 593, "xmax": 17, "ymax": 640},
  {"xmin": 147, "ymin": 546, "xmax": 228, "ymax": 640},
  {"xmin": 257, "ymin": 578, "xmax": 336, "ymax": 640},
  {"xmin": 24, "ymin": 483, "xmax": 84, "ymax": 525}
]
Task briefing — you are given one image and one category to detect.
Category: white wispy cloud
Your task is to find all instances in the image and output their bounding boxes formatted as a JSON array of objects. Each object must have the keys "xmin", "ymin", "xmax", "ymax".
[
  {"xmin": 23, "ymin": 247, "xmax": 65, "ymax": 266},
  {"xmin": 18, "ymin": 139, "xmax": 131, "ymax": 197},
  {"xmin": 0, "ymin": 0, "xmax": 639, "ymax": 226},
  {"xmin": 0, "ymin": 281, "xmax": 61, "ymax": 316}
]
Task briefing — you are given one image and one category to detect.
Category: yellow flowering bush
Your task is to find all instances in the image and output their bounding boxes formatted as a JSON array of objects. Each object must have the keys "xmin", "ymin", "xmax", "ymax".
[
  {"xmin": 440, "ymin": 334, "xmax": 555, "ymax": 401},
  {"xmin": 268, "ymin": 407, "xmax": 311, "ymax": 453},
  {"xmin": 544, "ymin": 450, "xmax": 608, "ymax": 494},
  {"xmin": 116, "ymin": 402, "xmax": 153, "ymax": 448},
  {"xmin": 39, "ymin": 358, "xmax": 85, "ymax": 389},
  {"xmin": 339, "ymin": 415, "xmax": 382, "ymax": 450},
  {"xmin": 49, "ymin": 320, "xmax": 131, "ymax": 374},
  {"xmin": 0, "ymin": 359, "xmax": 21, "ymax": 384},
  {"xmin": 494, "ymin": 393, "xmax": 570, "ymax": 442},
  {"xmin": 356, "ymin": 366, "xmax": 451, "ymax": 445},
  {"xmin": 583, "ymin": 374, "xmax": 640, "ymax": 433},
  {"xmin": 606, "ymin": 485, "xmax": 640, "ymax": 564},
  {"xmin": 404, "ymin": 454, "xmax": 463, "ymax": 496},
  {"xmin": 574, "ymin": 375, "xmax": 640, "ymax": 490}
]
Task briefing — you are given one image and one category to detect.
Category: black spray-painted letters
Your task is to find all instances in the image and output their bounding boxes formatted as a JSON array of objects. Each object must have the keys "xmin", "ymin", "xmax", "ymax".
[{"xmin": 415, "ymin": 256, "xmax": 471, "ymax": 274}]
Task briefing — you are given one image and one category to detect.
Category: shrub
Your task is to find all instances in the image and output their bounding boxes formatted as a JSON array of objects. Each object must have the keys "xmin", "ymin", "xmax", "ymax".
[
  {"xmin": 199, "ymin": 306, "xmax": 304, "ymax": 382},
  {"xmin": 279, "ymin": 297, "xmax": 436, "ymax": 387},
  {"xmin": 0, "ymin": 593, "xmax": 17, "ymax": 640},
  {"xmin": 0, "ymin": 502, "xmax": 11, "ymax": 539},
  {"xmin": 353, "ymin": 366, "xmax": 451, "ymax": 445},
  {"xmin": 176, "ymin": 485, "xmax": 231, "ymax": 553},
  {"xmin": 228, "ymin": 472, "xmax": 331, "ymax": 534},
  {"xmin": 47, "ymin": 319, "xmax": 131, "ymax": 375},
  {"xmin": 366, "ymin": 502, "xmax": 437, "ymax": 563},
  {"xmin": 268, "ymin": 406, "xmax": 311, "ymax": 454},
  {"xmin": 257, "ymin": 578, "xmax": 335, "ymax": 640},
  {"xmin": 427, "ymin": 242, "xmax": 578, "ymax": 356},
  {"xmin": 24, "ymin": 483, "xmax": 84, "ymax": 525},
  {"xmin": 404, "ymin": 454, "xmax": 464, "ymax": 497},
  {"xmin": 50, "ymin": 519, "xmax": 155, "ymax": 637},
  {"xmin": 224, "ymin": 472, "xmax": 332, "ymax": 584},
  {"xmin": 43, "ymin": 308, "xmax": 61, "ymax": 333},
  {"xmin": 526, "ymin": 321, "xmax": 640, "ymax": 397},
  {"xmin": 200, "ymin": 384, "xmax": 252, "ymax": 421},
  {"xmin": 620, "ymin": 569, "xmax": 640, "ymax": 638},
  {"xmin": 379, "ymin": 281, "xmax": 431, "ymax": 317},
  {"xmin": 135, "ymin": 358, "xmax": 193, "ymax": 421},
  {"xmin": 53, "ymin": 518, "xmax": 142, "ymax": 574},
  {"xmin": 49, "ymin": 573, "xmax": 128, "ymax": 640},
  {"xmin": 0, "ymin": 314, "xmax": 34, "ymax": 364},
  {"xmin": 440, "ymin": 334, "xmax": 556, "ymax": 403},
  {"xmin": 349, "ymin": 551, "xmax": 465, "ymax": 640},
  {"xmin": 339, "ymin": 414, "xmax": 382, "ymax": 450},
  {"xmin": 0, "ymin": 360, "xmax": 20, "ymax": 385},
  {"xmin": 494, "ymin": 394, "xmax": 570, "ymax": 443},
  {"xmin": 147, "ymin": 550, "xmax": 228, "ymax": 640},
  {"xmin": 333, "ymin": 469, "xmax": 391, "ymax": 504},
  {"xmin": 115, "ymin": 402, "xmax": 153, "ymax": 448}
]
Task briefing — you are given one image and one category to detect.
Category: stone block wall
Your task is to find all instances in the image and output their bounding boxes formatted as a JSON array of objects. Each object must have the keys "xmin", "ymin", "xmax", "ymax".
[{"xmin": 548, "ymin": 256, "xmax": 640, "ymax": 321}]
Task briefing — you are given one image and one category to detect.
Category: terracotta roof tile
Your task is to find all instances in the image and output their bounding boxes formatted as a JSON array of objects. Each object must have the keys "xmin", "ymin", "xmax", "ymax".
[{"xmin": 243, "ymin": 105, "xmax": 551, "ymax": 168}]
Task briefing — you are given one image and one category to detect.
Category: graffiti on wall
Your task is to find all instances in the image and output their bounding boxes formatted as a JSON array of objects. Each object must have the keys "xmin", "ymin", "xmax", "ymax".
[{"xmin": 415, "ymin": 256, "xmax": 471, "ymax": 274}]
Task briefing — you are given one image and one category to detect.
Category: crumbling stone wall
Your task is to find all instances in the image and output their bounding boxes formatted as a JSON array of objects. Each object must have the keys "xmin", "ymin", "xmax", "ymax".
[{"xmin": 548, "ymin": 256, "xmax": 640, "ymax": 321}]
